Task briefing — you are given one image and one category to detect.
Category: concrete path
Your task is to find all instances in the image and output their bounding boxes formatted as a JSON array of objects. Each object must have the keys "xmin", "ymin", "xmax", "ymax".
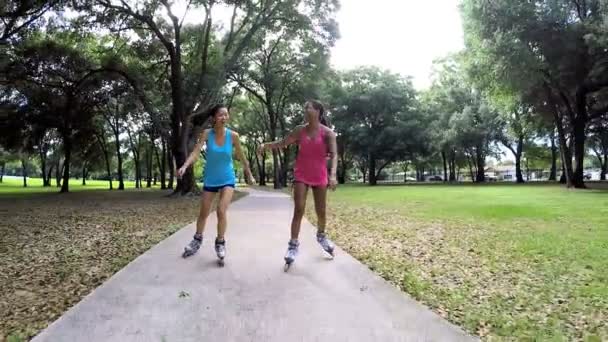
[{"xmin": 34, "ymin": 189, "xmax": 474, "ymax": 342}]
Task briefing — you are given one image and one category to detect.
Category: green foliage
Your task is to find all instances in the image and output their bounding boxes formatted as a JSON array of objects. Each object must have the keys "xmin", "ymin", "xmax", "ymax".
[{"xmin": 335, "ymin": 67, "xmax": 422, "ymax": 176}]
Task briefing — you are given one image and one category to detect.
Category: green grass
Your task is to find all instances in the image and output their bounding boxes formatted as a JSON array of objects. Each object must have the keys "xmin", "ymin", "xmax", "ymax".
[
  {"xmin": 0, "ymin": 177, "xmax": 149, "ymax": 195},
  {"xmin": 309, "ymin": 184, "xmax": 608, "ymax": 340}
]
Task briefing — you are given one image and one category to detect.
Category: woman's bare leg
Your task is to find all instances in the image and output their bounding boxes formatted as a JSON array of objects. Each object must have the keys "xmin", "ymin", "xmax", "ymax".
[
  {"xmin": 216, "ymin": 187, "xmax": 234, "ymax": 240},
  {"xmin": 290, "ymin": 182, "xmax": 309, "ymax": 240}
]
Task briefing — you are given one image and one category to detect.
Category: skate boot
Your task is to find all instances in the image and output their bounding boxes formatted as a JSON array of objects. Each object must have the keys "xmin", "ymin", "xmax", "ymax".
[
  {"xmin": 182, "ymin": 234, "xmax": 202, "ymax": 258},
  {"xmin": 215, "ymin": 238, "xmax": 226, "ymax": 267},
  {"xmin": 284, "ymin": 239, "xmax": 299, "ymax": 272},
  {"xmin": 316, "ymin": 232, "xmax": 335, "ymax": 258}
]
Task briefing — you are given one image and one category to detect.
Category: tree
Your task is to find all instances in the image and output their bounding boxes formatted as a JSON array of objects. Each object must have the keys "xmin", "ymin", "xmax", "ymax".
[
  {"xmin": 93, "ymin": 119, "xmax": 114, "ymax": 190},
  {"xmin": 79, "ymin": 0, "xmax": 339, "ymax": 194},
  {"xmin": 462, "ymin": 0, "xmax": 608, "ymax": 188},
  {"xmin": 449, "ymin": 100, "xmax": 501, "ymax": 182},
  {"xmin": 426, "ymin": 56, "xmax": 474, "ymax": 182},
  {"xmin": 3, "ymin": 33, "xmax": 116, "ymax": 192},
  {"xmin": 495, "ymin": 103, "xmax": 535, "ymax": 183},
  {"xmin": 0, "ymin": 147, "xmax": 7, "ymax": 182},
  {"xmin": 427, "ymin": 56, "xmax": 502, "ymax": 183},
  {"xmin": 230, "ymin": 10, "xmax": 337, "ymax": 188},
  {"xmin": 338, "ymin": 67, "xmax": 421, "ymax": 186},
  {"xmin": 230, "ymin": 95, "xmax": 270, "ymax": 185}
]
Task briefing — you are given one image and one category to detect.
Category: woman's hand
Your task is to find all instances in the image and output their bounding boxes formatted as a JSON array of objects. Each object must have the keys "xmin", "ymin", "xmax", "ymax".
[
  {"xmin": 177, "ymin": 165, "xmax": 187, "ymax": 178},
  {"xmin": 329, "ymin": 177, "xmax": 338, "ymax": 191}
]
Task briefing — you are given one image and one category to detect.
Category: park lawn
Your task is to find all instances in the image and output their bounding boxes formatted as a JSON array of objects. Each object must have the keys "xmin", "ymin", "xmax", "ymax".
[
  {"xmin": 0, "ymin": 177, "xmax": 154, "ymax": 197},
  {"xmin": 305, "ymin": 184, "xmax": 608, "ymax": 341},
  {"xmin": 1, "ymin": 187, "xmax": 246, "ymax": 341}
]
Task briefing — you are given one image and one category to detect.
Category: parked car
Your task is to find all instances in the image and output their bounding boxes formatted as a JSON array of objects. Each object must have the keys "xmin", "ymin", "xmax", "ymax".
[
  {"xmin": 584, "ymin": 173, "xmax": 592, "ymax": 180},
  {"xmin": 427, "ymin": 175, "xmax": 443, "ymax": 181}
]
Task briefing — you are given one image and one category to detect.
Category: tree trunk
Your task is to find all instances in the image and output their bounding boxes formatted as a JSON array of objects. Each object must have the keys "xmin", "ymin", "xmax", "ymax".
[
  {"xmin": 449, "ymin": 150, "xmax": 456, "ymax": 181},
  {"xmin": 549, "ymin": 130, "xmax": 557, "ymax": 181},
  {"xmin": 442, "ymin": 151, "xmax": 448, "ymax": 182},
  {"xmin": 21, "ymin": 158, "xmax": 27, "ymax": 188},
  {"xmin": 513, "ymin": 136, "xmax": 525, "ymax": 183},
  {"xmin": 475, "ymin": 146, "xmax": 485, "ymax": 183},
  {"xmin": 467, "ymin": 155, "xmax": 475, "ymax": 182},
  {"xmin": 39, "ymin": 149, "xmax": 50, "ymax": 186},
  {"xmin": 56, "ymin": 159, "xmax": 63, "ymax": 188},
  {"xmin": 280, "ymin": 149, "xmax": 289, "ymax": 187},
  {"xmin": 46, "ymin": 164, "xmax": 53, "ymax": 186},
  {"xmin": 255, "ymin": 151, "xmax": 266, "ymax": 186},
  {"xmin": 97, "ymin": 133, "xmax": 113, "ymax": 190},
  {"xmin": 552, "ymin": 110, "xmax": 574, "ymax": 187},
  {"xmin": 146, "ymin": 145, "xmax": 152, "ymax": 188},
  {"xmin": 361, "ymin": 166, "xmax": 367, "ymax": 184},
  {"xmin": 601, "ymin": 153, "xmax": 607, "ymax": 181},
  {"xmin": 105, "ymin": 157, "xmax": 113, "ymax": 190},
  {"xmin": 167, "ymin": 148, "xmax": 174, "ymax": 189},
  {"xmin": 156, "ymin": 139, "xmax": 166, "ymax": 189},
  {"xmin": 338, "ymin": 154, "xmax": 347, "ymax": 185},
  {"xmin": 112, "ymin": 132, "xmax": 124, "ymax": 190},
  {"xmin": 368, "ymin": 154, "xmax": 377, "ymax": 186},
  {"xmin": 169, "ymin": 47, "xmax": 196, "ymax": 195},
  {"xmin": 272, "ymin": 150, "xmax": 281, "ymax": 189},
  {"xmin": 515, "ymin": 155, "xmax": 524, "ymax": 183},
  {"xmin": 61, "ymin": 139, "xmax": 71, "ymax": 193},
  {"xmin": 82, "ymin": 166, "xmax": 87, "ymax": 186},
  {"xmin": 135, "ymin": 155, "xmax": 141, "ymax": 189},
  {"xmin": 1, "ymin": 162, "xmax": 5, "ymax": 183},
  {"xmin": 571, "ymin": 117, "xmax": 586, "ymax": 188}
]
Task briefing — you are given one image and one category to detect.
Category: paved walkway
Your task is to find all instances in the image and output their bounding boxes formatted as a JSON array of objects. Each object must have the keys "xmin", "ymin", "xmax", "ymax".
[{"xmin": 33, "ymin": 189, "xmax": 474, "ymax": 342}]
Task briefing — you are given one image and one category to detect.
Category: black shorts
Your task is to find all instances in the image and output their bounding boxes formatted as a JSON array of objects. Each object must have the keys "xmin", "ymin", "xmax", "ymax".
[{"xmin": 203, "ymin": 184, "xmax": 235, "ymax": 193}]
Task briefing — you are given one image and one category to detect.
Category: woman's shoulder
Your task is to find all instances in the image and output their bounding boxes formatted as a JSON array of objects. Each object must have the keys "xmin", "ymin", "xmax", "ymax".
[
  {"xmin": 320, "ymin": 124, "xmax": 336, "ymax": 137},
  {"xmin": 229, "ymin": 128, "xmax": 239, "ymax": 139}
]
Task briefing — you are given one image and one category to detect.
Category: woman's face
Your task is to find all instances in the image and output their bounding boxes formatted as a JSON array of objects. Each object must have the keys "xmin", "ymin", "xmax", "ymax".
[
  {"xmin": 304, "ymin": 102, "xmax": 319, "ymax": 123},
  {"xmin": 214, "ymin": 107, "xmax": 229, "ymax": 125}
]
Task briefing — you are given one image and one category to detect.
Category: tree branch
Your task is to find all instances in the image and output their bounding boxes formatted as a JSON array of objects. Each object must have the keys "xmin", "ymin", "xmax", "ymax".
[
  {"xmin": 231, "ymin": 75, "xmax": 267, "ymax": 105},
  {"xmin": 178, "ymin": 0, "xmax": 193, "ymax": 29},
  {"xmin": 98, "ymin": 0, "xmax": 175, "ymax": 56},
  {"xmin": 224, "ymin": 2, "xmax": 282, "ymax": 73},
  {"xmin": 375, "ymin": 160, "xmax": 391, "ymax": 178}
]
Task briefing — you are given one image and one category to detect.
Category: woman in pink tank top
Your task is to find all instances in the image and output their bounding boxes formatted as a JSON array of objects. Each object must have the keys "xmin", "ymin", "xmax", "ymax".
[{"xmin": 260, "ymin": 100, "xmax": 338, "ymax": 269}]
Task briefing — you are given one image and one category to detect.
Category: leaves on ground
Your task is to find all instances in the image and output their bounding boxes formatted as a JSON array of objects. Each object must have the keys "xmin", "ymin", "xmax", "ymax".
[{"xmin": 0, "ymin": 190, "xmax": 245, "ymax": 341}]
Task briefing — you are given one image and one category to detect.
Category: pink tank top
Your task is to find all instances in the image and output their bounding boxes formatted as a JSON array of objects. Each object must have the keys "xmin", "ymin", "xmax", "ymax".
[{"xmin": 294, "ymin": 127, "xmax": 328, "ymax": 186}]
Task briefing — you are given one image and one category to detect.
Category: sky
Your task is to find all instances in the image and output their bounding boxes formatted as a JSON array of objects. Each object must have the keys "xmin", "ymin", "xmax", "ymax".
[
  {"xmin": 172, "ymin": 0, "xmax": 465, "ymax": 90},
  {"xmin": 330, "ymin": 0, "xmax": 465, "ymax": 89}
]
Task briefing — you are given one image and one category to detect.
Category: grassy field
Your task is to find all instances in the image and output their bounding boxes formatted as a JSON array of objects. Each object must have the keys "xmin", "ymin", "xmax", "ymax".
[
  {"xmin": 0, "ymin": 177, "xmax": 152, "ymax": 196},
  {"xmin": 1, "ymin": 184, "xmax": 246, "ymax": 341},
  {"xmin": 305, "ymin": 184, "xmax": 608, "ymax": 341}
]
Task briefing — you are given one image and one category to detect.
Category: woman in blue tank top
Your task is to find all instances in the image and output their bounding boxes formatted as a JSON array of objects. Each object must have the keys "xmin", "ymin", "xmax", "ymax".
[{"xmin": 176, "ymin": 104, "xmax": 255, "ymax": 264}]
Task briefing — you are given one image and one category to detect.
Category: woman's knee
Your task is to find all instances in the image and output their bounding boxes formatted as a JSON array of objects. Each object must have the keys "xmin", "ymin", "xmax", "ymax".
[{"xmin": 216, "ymin": 205, "xmax": 228, "ymax": 218}]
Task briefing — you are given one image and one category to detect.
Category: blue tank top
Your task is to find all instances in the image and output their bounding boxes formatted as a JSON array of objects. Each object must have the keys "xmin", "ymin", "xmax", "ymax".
[{"xmin": 203, "ymin": 128, "xmax": 236, "ymax": 186}]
